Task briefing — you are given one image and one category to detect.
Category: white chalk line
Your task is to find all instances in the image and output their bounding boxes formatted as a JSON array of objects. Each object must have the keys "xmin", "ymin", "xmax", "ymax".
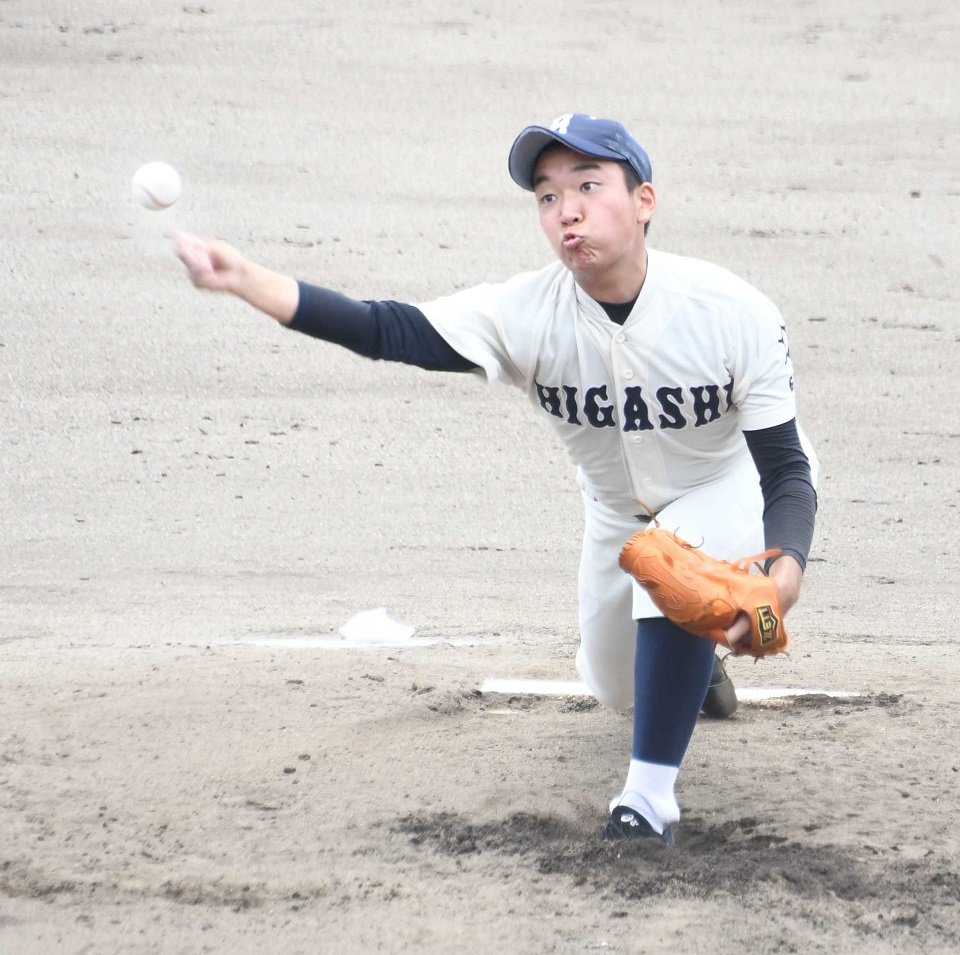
[
  {"xmin": 480, "ymin": 678, "xmax": 862, "ymax": 702},
  {"xmin": 216, "ymin": 645, "xmax": 862, "ymax": 701}
]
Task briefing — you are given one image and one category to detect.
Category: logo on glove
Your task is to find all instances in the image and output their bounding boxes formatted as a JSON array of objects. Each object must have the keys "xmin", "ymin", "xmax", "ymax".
[{"xmin": 755, "ymin": 605, "xmax": 780, "ymax": 647}]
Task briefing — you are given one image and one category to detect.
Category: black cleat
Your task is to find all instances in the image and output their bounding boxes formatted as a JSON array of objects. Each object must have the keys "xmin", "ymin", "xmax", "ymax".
[
  {"xmin": 602, "ymin": 806, "xmax": 676, "ymax": 846},
  {"xmin": 701, "ymin": 654, "xmax": 738, "ymax": 719}
]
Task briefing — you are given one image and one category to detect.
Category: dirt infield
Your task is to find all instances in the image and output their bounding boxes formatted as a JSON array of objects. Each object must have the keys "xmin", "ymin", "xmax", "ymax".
[{"xmin": 2, "ymin": 2, "xmax": 958, "ymax": 952}]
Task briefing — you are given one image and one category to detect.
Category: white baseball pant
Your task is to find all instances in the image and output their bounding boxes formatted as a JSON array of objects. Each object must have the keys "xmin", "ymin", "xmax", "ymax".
[{"xmin": 575, "ymin": 455, "xmax": 767, "ymax": 711}]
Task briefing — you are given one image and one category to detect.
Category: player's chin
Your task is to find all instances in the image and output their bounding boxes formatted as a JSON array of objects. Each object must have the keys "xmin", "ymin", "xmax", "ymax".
[{"xmin": 559, "ymin": 246, "xmax": 599, "ymax": 272}]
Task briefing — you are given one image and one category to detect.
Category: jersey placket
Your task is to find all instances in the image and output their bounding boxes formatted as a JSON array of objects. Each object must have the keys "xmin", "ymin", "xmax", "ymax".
[{"xmin": 608, "ymin": 322, "xmax": 665, "ymax": 510}]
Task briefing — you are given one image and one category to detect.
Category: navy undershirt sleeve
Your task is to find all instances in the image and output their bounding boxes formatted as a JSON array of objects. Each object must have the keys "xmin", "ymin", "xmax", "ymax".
[
  {"xmin": 287, "ymin": 281, "xmax": 478, "ymax": 372},
  {"xmin": 743, "ymin": 419, "xmax": 818, "ymax": 570}
]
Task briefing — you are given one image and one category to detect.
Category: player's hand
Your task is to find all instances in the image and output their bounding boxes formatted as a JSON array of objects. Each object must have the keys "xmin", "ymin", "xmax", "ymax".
[
  {"xmin": 724, "ymin": 555, "xmax": 802, "ymax": 653},
  {"xmin": 172, "ymin": 231, "xmax": 300, "ymax": 324},
  {"xmin": 172, "ymin": 231, "xmax": 246, "ymax": 293}
]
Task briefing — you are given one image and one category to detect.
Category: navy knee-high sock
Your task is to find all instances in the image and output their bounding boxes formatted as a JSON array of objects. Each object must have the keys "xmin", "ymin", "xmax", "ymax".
[{"xmin": 632, "ymin": 618, "xmax": 716, "ymax": 766}]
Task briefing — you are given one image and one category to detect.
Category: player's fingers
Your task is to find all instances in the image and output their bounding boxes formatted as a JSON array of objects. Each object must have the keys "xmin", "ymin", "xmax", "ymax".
[
  {"xmin": 171, "ymin": 232, "xmax": 218, "ymax": 287},
  {"xmin": 171, "ymin": 230, "xmax": 201, "ymax": 262},
  {"xmin": 175, "ymin": 234, "xmax": 212, "ymax": 270},
  {"xmin": 724, "ymin": 611, "xmax": 751, "ymax": 653}
]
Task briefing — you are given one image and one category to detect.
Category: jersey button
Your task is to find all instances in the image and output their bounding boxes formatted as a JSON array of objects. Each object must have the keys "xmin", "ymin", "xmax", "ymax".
[
  {"xmin": 622, "ymin": 369, "xmax": 634, "ymax": 380},
  {"xmin": 633, "ymin": 435, "xmax": 644, "ymax": 444},
  {"xmin": 615, "ymin": 333, "xmax": 626, "ymax": 344}
]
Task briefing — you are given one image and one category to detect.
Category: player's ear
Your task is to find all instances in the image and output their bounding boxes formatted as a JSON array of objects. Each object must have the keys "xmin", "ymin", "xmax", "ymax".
[{"xmin": 636, "ymin": 182, "xmax": 656, "ymax": 228}]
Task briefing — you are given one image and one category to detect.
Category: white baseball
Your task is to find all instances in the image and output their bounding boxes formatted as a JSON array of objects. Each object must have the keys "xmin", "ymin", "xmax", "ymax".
[{"xmin": 131, "ymin": 161, "xmax": 181, "ymax": 211}]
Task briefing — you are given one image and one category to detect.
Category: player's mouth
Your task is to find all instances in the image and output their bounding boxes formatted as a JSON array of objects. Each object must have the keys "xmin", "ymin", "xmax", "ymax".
[{"xmin": 562, "ymin": 232, "xmax": 584, "ymax": 249}]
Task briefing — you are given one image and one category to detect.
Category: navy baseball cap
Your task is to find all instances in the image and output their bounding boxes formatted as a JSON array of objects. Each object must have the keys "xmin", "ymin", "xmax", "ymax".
[{"xmin": 508, "ymin": 113, "xmax": 653, "ymax": 191}]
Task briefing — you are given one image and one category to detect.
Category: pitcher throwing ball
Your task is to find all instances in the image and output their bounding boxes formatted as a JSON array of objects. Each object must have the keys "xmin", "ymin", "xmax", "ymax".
[{"xmin": 173, "ymin": 113, "xmax": 818, "ymax": 845}]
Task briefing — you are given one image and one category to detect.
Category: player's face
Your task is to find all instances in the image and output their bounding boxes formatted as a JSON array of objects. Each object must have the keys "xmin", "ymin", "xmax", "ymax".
[{"xmin": 532, "ymin": 146, "xmax": 655, "ymax": 300}]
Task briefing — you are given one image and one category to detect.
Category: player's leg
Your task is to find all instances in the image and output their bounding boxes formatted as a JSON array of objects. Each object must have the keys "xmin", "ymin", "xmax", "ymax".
[
  {"xmin": 632, "ymin": 618, "xmax": 717, "ymax": 765},
  {"xmin": 605, "ymin": 457, "xmax": 765, "ymax": 842},
  {"xmin": 603, "ymin": 618, "xmax": 714, "ymax": 842},
  {"xmin": 575, "ymin": 492, "xmax": 646, "ymax": 711},
  {"xmin": 576, "ymin": 487, "xmax": 739, "ymax": 717}
]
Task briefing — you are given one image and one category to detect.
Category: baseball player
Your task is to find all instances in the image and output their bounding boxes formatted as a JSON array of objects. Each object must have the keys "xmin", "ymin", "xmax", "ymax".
[{"xmin": 173, "ymin": 113, "xmax": 818, "ymax": 845}]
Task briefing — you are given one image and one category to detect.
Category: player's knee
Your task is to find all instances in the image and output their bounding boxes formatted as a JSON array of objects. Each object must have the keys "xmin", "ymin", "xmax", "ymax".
[
  {"xmin": 591, "ymin": 684, "xmax": 634, "ymax": 713},
  {"xmin": 575, "ymin": 648, "xmax": 634, "ymax": 712}
]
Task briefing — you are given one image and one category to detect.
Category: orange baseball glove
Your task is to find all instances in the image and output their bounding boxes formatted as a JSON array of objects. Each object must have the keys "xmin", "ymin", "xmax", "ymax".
[{"xmin": 618, "ymin": 526, "xmax": 788, "ymax": 658}]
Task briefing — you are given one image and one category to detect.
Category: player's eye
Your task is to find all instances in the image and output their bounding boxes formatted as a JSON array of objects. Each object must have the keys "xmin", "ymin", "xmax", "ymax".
[
  {"xmin": 537, "ymin": 192, "xmax": 557, "ymax": 206},
  {"xmin": 581, "ymin": 181, "xmax": 601, "ymax": 193}
]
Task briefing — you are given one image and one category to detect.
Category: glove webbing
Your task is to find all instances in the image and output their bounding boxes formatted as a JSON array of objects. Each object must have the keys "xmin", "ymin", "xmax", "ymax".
[{"xmin": 730, "ymin": 548, "xmax": 782, "ymax": 574}]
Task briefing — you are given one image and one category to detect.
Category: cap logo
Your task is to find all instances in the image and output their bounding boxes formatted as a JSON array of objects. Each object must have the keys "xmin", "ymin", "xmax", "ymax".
[{"xmin": 550, "ymin": 114, "xmax": 574, "ymax": 134}]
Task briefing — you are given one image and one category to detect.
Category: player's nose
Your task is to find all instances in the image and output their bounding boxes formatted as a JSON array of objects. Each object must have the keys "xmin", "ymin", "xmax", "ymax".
[{"xmin": 558, "ymin": 197, "xmax": 583, "ymax": 225}]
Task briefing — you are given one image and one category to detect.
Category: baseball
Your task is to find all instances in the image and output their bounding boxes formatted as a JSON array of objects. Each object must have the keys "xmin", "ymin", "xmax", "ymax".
[{"xmin": 131, "ymin": 161, "xmax": 181, "ymax": 211}]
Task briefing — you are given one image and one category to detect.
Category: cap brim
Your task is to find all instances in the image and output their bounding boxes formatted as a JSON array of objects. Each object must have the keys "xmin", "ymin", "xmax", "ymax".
[{"xmin": 508, "ymin": 125, "xmax": 625, "ymax": 191}]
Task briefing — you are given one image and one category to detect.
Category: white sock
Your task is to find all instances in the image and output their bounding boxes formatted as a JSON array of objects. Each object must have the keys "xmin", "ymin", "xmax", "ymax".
[{"xmin": 609, "ymin": 759, "xmax": 680, "ymax": 834}]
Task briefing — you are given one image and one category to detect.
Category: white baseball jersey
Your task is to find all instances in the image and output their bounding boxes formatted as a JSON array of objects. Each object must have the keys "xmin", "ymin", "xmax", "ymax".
[{"xmin": 417, "ymin": 248, "xmax": 799, "ymax": 516}]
